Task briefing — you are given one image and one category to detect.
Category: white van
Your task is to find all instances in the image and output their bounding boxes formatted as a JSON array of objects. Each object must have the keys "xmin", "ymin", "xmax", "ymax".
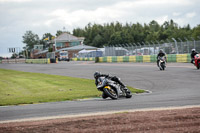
[{"xmin": 59, "ymin": 51, "xmax": 69, "ymax": 61}]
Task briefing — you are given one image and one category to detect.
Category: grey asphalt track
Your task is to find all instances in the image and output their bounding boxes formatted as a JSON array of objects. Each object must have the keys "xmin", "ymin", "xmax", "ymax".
[{"xmin": 0, "ymin": 61, "xmax": 200, "ymax": 121}]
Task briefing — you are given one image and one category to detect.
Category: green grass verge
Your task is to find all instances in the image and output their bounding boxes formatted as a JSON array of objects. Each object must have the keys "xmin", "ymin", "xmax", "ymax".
[{"xmin": 0, "ymin": 68, "xmax": 145, "ymax": 106}]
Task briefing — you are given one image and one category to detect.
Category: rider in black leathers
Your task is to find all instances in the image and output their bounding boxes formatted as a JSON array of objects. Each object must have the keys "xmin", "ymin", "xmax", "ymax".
[
  {"xmin": 94, "ymin": 71, "xmax": 126, "ymax": 88},
  {"xmin": 190, "ymin": 49, "xmax": 198, "ymax": 64},
  {"xmin": 157, "ymin": 49, "xmax": 166, "ymax": 67},
  {"xmin": 94, "ymin": 71, "xmax": 128, "ymax": 99}
]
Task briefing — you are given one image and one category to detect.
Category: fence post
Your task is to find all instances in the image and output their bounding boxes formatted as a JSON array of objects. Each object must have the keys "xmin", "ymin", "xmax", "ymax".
[
  {"xmin": 166, "ymin": 39, "xmax": 171, "ymax": 54},
  {"xmin": 146, "ymin": 41, "xmax": 151, "ymax": 55},
  {"xmin": 124, "ymin": 44, "xmax": 128, "ymax": 56},
  {"xmin": 133, "ymin": 43, "xmax": 137, "ymax": 55},
  {"xmin": 137, "ymin": 42, "xmax": 142, "ymax": 55},
  {"xmin": 126, "ymin": 43, "xmax": 131, "ymax": 55},
  {"xmin": 130, "ymin": 43, "xmax": 133, "ymax": 55},
  {"xmin": 178, "ymin": 38, "xmax": 183, "ymax": 54},
  {"xmin": 151, "ymin": 41, "xmax": 156, "ymax": 55},
  {"xmin": 142, "ymin": 42, "xmax": 146, "ymax": 55},
  {"xmin": 142, "ymin": 42, "xmax": 146, "ymax": 47},
  {"xmin": 191, "ymin": 37, "xmax": 196, "ymax": 49},
  {"xmin": 172, "ymin": 38, "xmax": 179, "ymax": 54},
  {"xmin": 110, "ymin": 45, "xmax": 113, "ymax": 56},
  {"xmin": 184, "ymin": 37, "xmax": 189, "ymax": 53}
]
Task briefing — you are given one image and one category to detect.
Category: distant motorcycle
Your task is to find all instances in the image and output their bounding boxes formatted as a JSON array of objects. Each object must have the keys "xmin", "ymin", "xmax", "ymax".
[
  {"xmin": 194, "ymin": 54, "xmax": 200, "ymax": 69},
  {"xmin": 158, "ymin": 56, "xmax": 166, "ymax": 70},
  {"xmin": 96, "ymin": 76, "xmax": 132, "ymax": 99}
]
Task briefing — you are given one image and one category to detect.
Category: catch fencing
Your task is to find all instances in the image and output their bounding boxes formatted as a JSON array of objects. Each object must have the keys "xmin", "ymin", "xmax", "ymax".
[
  {"xmin": 72, "ymin": 39, "xmax": 199, "ymax": 63},
  {"xmin": 104, "ymin": 39, "xmax": 200, "ymax": 57}
]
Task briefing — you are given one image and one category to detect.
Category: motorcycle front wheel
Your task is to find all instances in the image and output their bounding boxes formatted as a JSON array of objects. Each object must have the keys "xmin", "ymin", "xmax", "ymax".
[
  {"xmin": 197, "ymin": 61, "xmax": 200, "ymax": 69},
  {"xmin": 102, "ymin": 92, "xmax": 108, "ymax": 99},
  {"xmin": 161, "ymin": 63, "xmax": 165, "ymax": 70},
  {"xmin": 103, "ymin": 86, "xmax": 118, "ymax": 100},
  {"xmin": 125, "ymin": 88, "xmax": 132, "ymax": 98}
]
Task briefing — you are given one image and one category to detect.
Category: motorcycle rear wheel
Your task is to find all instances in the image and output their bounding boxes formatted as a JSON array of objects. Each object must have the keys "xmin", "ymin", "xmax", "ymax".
[{"xmin": 103, "ymin": 86, "xmax": 118, "ymax": 100}]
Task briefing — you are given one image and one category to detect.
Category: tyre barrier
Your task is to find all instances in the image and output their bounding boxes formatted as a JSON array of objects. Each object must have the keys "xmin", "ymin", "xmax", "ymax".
[
  {"xmin": 25, "ymin": 58, "xmax": 51, "ymax": 64},
  {"xmin": 72, "ymin": 57, "xmax": 95, "ymax": 61},
  {"xmin": 72, "ymin": 54, "xmax": 191, "ymax": 63}
]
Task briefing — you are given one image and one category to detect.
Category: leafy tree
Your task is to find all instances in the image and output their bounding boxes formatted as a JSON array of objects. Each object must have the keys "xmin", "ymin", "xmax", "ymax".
[
  {"xmin": 22, "ymin": 30, "xmax": 40, "ymax": 50},
  {"xmin": 56, "ymin": 30, "xmax": 63, "ymax": 36},
  {"xmin": 92, "ymin": 34, "xmax": 104, "ymax": 47},
  {"xmin": 149, "ymin": 20, "xmax": 160, "ymax": 32},
  {"xmin": 109, "ymin": 32, "xmax": 123, "ymax": 45},
  {"xmin": 192, "ymin": 25, "xmax": 200, "ymax": 40},
  {"xmin": 73, "ymin": 28, "xmax": 85, "ymax": 37},
  {"xmin": 42, "ymin": 33, "xmax": 53, "ymax": 41},
  {"xmin": 40, "ymin": 33, "xmax": 53, "ymax": 49}
]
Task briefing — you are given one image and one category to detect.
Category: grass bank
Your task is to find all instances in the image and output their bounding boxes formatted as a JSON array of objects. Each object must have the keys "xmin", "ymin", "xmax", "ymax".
[{"xmin": 0, "ymin": 69, "xmax": 144, "ymax": 106}]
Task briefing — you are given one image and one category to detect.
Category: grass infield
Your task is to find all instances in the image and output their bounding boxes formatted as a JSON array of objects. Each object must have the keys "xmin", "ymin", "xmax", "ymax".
[{"xmin": 0, "ymin": 68, "xmax": 144, "ymax": 106}]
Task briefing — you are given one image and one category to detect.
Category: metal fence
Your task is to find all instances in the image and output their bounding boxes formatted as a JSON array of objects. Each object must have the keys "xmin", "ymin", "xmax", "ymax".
[{"xmin": 104, "ymin": 39, "xmax": 200, "ymax": 56}]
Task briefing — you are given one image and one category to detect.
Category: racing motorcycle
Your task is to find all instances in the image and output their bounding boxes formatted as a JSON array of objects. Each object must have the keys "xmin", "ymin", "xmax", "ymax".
[
  {"xmin": 158, "ymin": 56, "xmax": 166, "ymax": 70},
  {"xmin": 96, "ymin": 76, "xmax": 132, "ymax": 100},
  {"xmin": 194, "ymin": 54, "xmax": 200, "ymax": 69}
]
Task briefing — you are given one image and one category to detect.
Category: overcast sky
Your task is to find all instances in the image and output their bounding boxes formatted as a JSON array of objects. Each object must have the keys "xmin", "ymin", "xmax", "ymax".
[{"xmin": 0, "ymin": 0, "xmax": 199, "ymax": 57}]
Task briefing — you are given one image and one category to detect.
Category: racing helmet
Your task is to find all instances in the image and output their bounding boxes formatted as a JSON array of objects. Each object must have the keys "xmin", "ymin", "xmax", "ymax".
[
  {"xmin": 192, "ymin": 49, "xmax": 196, "ymax": 52},
  {"xmin": 94, "ymin": 71, "xmax": 101, "ymax": 79},
  {"xmin": 159, "ymin": 49, "xmax": 164, "ymax": 53}
]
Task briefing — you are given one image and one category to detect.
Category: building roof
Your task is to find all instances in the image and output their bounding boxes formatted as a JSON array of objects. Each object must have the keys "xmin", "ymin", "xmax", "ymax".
[
  {"xmin": 53, "ymin": 32, "xmax": 84, "ymax": 43},
  {"xmin": 34, "ymin": 49, "xmax": 48, "ymax": 55},
  {"xmin": 56, "ymin": 44, "xmax": 97, "ymax": 52},
  {"xmin": 34, "ymin": 45, "xmax": 97, "ymax": 55}
]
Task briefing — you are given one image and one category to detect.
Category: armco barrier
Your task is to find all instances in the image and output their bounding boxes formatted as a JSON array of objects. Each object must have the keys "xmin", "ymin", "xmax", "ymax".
[
  {"xmin": 72, "ymin": 54, "xmax": 191, "ymax": 63},
  {"xmin": 1, "ymin": 59, "xmax": 26, "ymax": 63},
  {"xmin": 25, "ymin": 58, "xmax": 50, "ymax": 64}
]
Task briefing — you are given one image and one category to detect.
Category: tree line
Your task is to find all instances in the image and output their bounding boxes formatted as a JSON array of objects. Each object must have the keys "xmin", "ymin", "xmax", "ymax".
[
  {"xmin": 73, "ymin": 20, "xmax": 200, "ymax": 48},
  {"xmin": 22, "ymin": 19, "xmax": 200, "ymax": 51}
]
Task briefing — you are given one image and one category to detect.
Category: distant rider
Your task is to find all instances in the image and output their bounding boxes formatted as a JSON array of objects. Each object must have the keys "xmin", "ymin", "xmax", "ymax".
[
  {"xmin": 190, "ymin": 49, "xmax": 198, "ymax": 64},
  {"xmin": 157, "ymin": 49, "xmax": 166, "ymax": 67},
  {"xmin": 94, "ymin": 71, "xmax": 126, "ymax": 88}
]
